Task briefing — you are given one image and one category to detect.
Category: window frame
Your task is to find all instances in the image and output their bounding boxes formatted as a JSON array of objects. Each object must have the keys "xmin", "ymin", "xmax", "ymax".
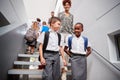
[
  {"xmin": 0, "ymin": 12, "xmax": 10, "ymax": 27},
  {"xmin": 114, "ymin": 34, "xmax": 120, "ymax": 61}
]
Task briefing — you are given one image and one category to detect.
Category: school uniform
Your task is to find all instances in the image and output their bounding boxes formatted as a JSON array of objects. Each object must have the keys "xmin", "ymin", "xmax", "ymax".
[
  {"xmin": 65, "ymin": 35, "xmax": 91, "ymax": 80},
  {"xmin": 39, "ymin": 30, "xmax": 64, "ymax": 80}
]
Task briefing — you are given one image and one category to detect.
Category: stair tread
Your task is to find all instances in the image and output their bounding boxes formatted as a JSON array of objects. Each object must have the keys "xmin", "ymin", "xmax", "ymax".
[
  {"xmin": 8, "ymin": 69, "xmax": 71, "ymax": 75},
  {"xmin": 14, "ymin": 61, "xmax": 41, "ymax": 65},
  {"xmin": 18, "ymin": 54, "xmax": 39, "ymax": 58},
  {"xmin": 14, "ymin": 61, "xmax": 71, "ymax": 67},
  {"xmin": 8, "ymin": 69, "xmax": 43, "ymax": 75}
]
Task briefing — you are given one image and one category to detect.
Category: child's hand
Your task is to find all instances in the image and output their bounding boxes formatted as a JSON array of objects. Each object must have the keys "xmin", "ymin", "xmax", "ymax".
[
  {"xmin": 63, "ymin": 59, "xmax": 67, "ymax": 66},
  {"xmin": 86, "ymin": 47, "xmax": 92, "ymax": 57},
  {"xmin": 40, "ymin": 57, "xmax": 46, "ymax": 65}
]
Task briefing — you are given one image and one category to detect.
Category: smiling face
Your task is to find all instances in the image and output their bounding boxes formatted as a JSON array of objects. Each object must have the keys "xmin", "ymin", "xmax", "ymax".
[
  {"xmin": 74, "ymin": 23, "xmax": 83, "ymax": 37},
  {"xmin": 63, "ymin": 0, "xmax": 71, "ymax": 12},
  {"xmin": 50, "ymin": 17, "xmax": 61, "ymax": 32},
  {"xmin": 64, "ymin": 2, "xmax": 71, "ymax": 11},
  {"xmin": 51, "ymin": 21, "xmax": 61, "ymax": 31}
]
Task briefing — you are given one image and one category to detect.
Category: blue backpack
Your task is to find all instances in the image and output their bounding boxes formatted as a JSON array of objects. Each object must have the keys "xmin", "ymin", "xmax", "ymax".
[{"xmin": 68, "ymin": 36, "xmax": 88, "ymax": 51}]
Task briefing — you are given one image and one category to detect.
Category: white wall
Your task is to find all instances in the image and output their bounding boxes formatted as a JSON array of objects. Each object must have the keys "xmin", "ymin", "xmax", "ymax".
[
  {"xmin": 70, "ymin": 0, "xmax": 120, "ymax": 79},
  {"xmin": 23, "ymin": 0, "xmax": 57, "ymax": 22},
  {"xmin": 0, "ymin": 0, "xmax": 28, "ymax": 36}
]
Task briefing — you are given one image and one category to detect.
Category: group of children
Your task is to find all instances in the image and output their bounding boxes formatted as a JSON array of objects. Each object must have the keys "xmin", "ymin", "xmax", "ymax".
[
  {"xmin": 25, "ymin": 0, "xmax": 92, "ymax": 80},
  {"xmin": 25, "ymin": 18, "xmax": 50, "ymax": 54}
]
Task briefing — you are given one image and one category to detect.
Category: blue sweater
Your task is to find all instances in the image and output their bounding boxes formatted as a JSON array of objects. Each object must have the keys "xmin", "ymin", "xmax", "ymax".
[{"xmin": 41, "ymin": 26, "xmax": 49, "ymax": 32}]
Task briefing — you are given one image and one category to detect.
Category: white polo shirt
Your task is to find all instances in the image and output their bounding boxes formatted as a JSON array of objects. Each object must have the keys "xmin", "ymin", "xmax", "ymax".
[
  {"xmin": 65, "ymin": 35, "xmax": 91, "ymax": 55},
  {"xmin": 37, "ymin": 30, "xmax": 64, "ymax": 51}
]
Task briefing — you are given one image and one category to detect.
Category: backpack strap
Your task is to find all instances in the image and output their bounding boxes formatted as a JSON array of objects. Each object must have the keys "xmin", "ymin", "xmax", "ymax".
[
  {"xmin": 43, "ymin": 32, "xmax": 50, "ymax": 52},
  {"xmin": 57, "ymin": 33, "xmax": 61, "ymax": 46},
  {"xmin": 38, "ymin": 32, "xmax": 49, "ymax": 61},
  {"xmin": 43, "ymin": 32, "xmax": 61, "ymax": 52},
  {"xmin": 68, "ymin": 36, "xmax": 73, "ymax": 50},
  {"xmin": 82, "ymin": 36, "xmax": 88, "ymax": 51}
]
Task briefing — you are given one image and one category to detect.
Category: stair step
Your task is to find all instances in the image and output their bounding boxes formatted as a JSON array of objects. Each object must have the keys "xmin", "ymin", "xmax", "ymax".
[
  {"xmin": 8, "ymin": 69, "xmax": 43, "ymax": 75},
  {"xmin": 29, "ymin": 75, "xmax": 42, "ymax": 79},
  {"xmin": 67, "ymin": 63, "xmax": 71, "ymax": 66},
  {"xmin": 8, "ymin": 69, "xmax": 71, "ymax": 75},
  {"xmin": 14, "ymin": 61, "xmax": 41, "ymax": 65},
  {"xmin": 18, "ymin": 54, "xmax": 39, "ymax": 58},
  {"xmin": 14, "ymin": 61, "xmax": 71, "ymax": 68}
]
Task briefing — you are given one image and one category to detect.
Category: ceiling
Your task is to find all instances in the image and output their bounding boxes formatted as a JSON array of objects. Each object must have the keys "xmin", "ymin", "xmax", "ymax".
[{"xmin": 23, "ymin": 0, "xmax": 57, "ymax": 21}]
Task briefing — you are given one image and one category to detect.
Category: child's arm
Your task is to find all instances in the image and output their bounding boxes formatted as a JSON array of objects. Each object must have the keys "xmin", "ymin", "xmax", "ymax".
[
  {"xmin": 60, "ymin": 46, "xmax": 67, "ymax": 66},
  {"xmin": 86, "ymin": 47, "xmax": 92, "ymax": 57},
  {"xmin": 64, "ymin": 46, "xmax": 72, "ymax": 57},
  {"xmin": 39, "ymin": 43, "xmax": 46, "ymax": 65}
]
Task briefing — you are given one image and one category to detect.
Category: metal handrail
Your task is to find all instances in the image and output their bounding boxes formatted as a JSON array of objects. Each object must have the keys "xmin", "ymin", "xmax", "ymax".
[{"xmin": 92, "ymin": 49, "xmax": 120, "ymax": 71}]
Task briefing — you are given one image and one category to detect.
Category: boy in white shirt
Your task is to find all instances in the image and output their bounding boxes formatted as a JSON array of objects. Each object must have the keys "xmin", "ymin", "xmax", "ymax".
[{"xmin": 38, "ymin": 17, "xmax": 67, "ymax": 80}]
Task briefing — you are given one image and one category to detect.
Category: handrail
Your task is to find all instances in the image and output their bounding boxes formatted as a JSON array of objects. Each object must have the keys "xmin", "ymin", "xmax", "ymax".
[{"xmin": 92, "ymin": 49, "xmax": 120, "ymax": 71}]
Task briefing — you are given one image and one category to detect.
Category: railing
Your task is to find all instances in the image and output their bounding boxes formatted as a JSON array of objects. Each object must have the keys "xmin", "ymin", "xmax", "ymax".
[{"xmin": 92, "ymin": 49, "xmax": 120, "ymax": 71}]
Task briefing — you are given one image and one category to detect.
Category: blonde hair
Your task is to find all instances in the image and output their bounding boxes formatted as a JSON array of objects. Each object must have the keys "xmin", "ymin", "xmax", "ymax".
[{"xmin": 32, "ymin": 21, "xmax": 39, "ymax": 30}]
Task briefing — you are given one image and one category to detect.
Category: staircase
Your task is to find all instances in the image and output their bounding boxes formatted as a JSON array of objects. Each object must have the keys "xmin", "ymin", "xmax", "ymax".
[
  {"xmin": 8, "ymin": 52, "xmax": 71, "ymax": 80},
  {"xmin": 7, "ymin": 52, "xmax": 42, "ymax": 80}
]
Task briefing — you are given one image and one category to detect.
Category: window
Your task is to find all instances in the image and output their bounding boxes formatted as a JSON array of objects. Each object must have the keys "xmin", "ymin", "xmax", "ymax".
[
  {"xmin": 107, "ymin": 29, "xmax": 120, "ymax": 62},
  {"xmin": 0, "ymin": 12, "xmax": 10, "ymax": 27},
  {"xmin": 115, "ymin": 34, "xmax": 120, "ymax": 60}
]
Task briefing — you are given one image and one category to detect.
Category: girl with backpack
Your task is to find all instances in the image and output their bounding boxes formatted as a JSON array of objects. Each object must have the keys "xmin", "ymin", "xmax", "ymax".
[
  {"xmin": 25, "ymin": 21, "xmax": 39, "ymax": 54},
  {"xmin": 64, "ymin": 22, "xmax": 92, "ymax": 80}
]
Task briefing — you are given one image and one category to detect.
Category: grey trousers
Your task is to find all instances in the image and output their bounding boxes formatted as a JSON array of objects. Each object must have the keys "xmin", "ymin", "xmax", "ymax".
[
  {"xmin": 42, "ymin": 52, "xmax": 61, "ymax": 80},
  {"xmin": 70, "ymin": 54, "xmax": 87, "ymax": 80}
]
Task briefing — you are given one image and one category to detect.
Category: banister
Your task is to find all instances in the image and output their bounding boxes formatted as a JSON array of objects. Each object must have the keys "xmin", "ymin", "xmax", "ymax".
[{"xmin": 92, "ymin": 49, "xmax": 120, "ymax": 71}]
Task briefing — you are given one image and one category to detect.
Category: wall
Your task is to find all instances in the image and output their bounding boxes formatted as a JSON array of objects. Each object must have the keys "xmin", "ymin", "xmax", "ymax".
[
  {"xmin": 87, "ymin": 53, "xmax": 120, "ymax": 80},
  {"xmin": 0, "ymin": 0, "xmax": 28, "ymax": 80},
  {"xmin": 0, "ymin": 0, "xmax": 28, "ymax": 36},
  {"xmin": 0, "ymin": 24, "xmax": 27, "ymax": 80},
  {"xmin": 23, "ymin": 0, "xmax": 57, "ymax": 21}
]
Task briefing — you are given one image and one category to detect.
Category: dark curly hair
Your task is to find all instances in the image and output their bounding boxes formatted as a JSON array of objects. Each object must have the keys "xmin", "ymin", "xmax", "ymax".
[
  {"xmin": 36, "ymin": 18, "xmax": 41, "ymax": 22},
  {"xmin": 62, "ymin": 0, "xmax": 71, "ymax": 6}
]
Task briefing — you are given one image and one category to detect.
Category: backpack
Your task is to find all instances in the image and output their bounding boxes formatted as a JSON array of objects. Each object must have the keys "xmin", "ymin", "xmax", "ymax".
[
  {"xmin": 43, "ymin": 31, "xmax": 61, "ymax": 51},
  {"xmin": 38, "ymin": 31, "xmax": 61, "ymax": 61},
  {"xmin": 25, "ymin": 28, "xmax": 36, "ymax": 42},
  {"xmin": 68, "ymin": 36, "xmax": 88, "ymax": 51}
]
